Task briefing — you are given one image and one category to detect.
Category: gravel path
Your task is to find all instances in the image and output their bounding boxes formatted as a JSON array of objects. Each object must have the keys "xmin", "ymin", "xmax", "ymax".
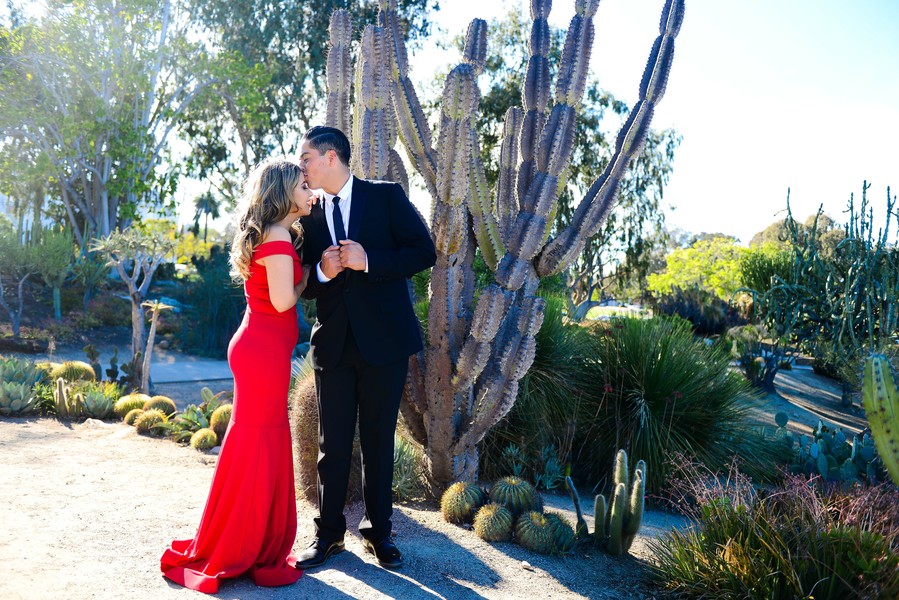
[{"xmin": 0, "ymin": 418, "xmax": 685, "ymax": 600}]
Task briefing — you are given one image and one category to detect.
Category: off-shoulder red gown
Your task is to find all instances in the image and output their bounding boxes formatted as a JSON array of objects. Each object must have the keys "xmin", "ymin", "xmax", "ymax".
[{"xmin": 161, "ymin": 240, "xmax": 303, "ymax": 593}]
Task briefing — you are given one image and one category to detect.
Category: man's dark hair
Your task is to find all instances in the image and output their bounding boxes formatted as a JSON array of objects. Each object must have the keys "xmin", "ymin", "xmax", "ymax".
[{"xmin": 303, "ymin": 126, "xmax": 351, "ymax": 166}]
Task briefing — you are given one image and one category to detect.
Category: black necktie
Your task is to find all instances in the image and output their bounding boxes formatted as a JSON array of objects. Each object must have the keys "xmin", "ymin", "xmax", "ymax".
[{"xmin": 332, "ymin": 196, "xmax": 346, "ymax": 244}]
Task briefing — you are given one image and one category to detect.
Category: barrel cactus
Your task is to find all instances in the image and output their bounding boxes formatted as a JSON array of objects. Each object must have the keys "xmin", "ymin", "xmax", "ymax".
[
  {"xmin": 489, "ymin": 476, "xmax": 542, "ymax": 517},
  {"xmin": 316, "ymin": 0, "xmax": 685, "ymax": 490},
  {"xmin": 862, "ymin": 354, "xmax": 899, "ymax": 485},
  {"xmin": 49, "ymin": 360, "xmax": 96, "ymax": 382},
  {"xmin": 190, "ymin": 428, "xmax": 218, "ymax": 451},
  {"xmin": 544, "ymin": 512, "xmax": 576, "ymax": 553},
  {"xmin": 473, "ymin": 503, "xmax": 514, "ymax": 542},
  {"xmin": 143, "ymin": 395, "xmax": 177, "ymax": 416},
  {"xmin": 441, "ymin": 481, "xmax": 487, "ymax": 524},
  {"xmin": 514, "ymin": 511, "xmax": 554, "ymax": 554},
  {"xmin": 134, "ymin": 408, "xmax": 167, "ymax": 435},
  {"xmin": 124, "ymin": 408, "xmax": 144, "ymax": 425},
  {"xmin": 114, "ymin": 393, "xmax": 151, "ymax": 419},
  {"xmin": 210, "ymin": 403, "xmax": 232, "ymax": 442}
]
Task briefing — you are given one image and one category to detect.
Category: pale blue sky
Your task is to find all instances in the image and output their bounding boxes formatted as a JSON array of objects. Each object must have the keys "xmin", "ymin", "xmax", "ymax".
[{"xmin": 409, "ymin": 0, "xmax": 899, "ymax": 243}]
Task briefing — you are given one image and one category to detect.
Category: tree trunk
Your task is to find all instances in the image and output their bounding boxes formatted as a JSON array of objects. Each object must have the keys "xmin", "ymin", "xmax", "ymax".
[
  {"xmin": 141, "ymin": 309, "xmax": 159, "ymax": 394},
  {"xmin": 53, "ymin": 286, "xmax": 62, "ymax": 321},
  {"xmin": 130, "ymin": 298, "xmax": 145, "ymax": 388}
]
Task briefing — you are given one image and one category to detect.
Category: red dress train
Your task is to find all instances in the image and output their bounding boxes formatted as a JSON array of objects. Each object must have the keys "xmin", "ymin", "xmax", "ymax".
[{"xmin": 161, "ymin": 240, "xmax": 303, "ymax": 594}]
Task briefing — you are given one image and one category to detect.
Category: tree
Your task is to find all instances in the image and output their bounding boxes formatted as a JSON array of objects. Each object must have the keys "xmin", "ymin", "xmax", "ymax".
[
  {"xmin": 0, "ymin": 215, "xmax": 37, "ymax": 338},
  {"xmin": 459, "ymin": 6, "xmax": 680, "ymax": 319},
  {"xmin": 320, "ymin": 0, "xmax": 685, "ymax": 488},
  {"xmin": 33, "ymin": 225, "xmax": 75, "ymax": 321},
  {"xmin": 647, "ymin": 235, "xmax": 746, "ymax": 301},
  {"xmin": 92, "ymin": 228, "xmax": 175, "ymax": 389},
  {"xmin": 179, "ymin": 0, "xmax": 439, "ymax": 206},
  {"xmin": 192, "ymin": 191, "xmax": 220, "ymax": 242},
  {"xmin": 0, "ymin": 0, "xmax": 210, "ymax": 244}
]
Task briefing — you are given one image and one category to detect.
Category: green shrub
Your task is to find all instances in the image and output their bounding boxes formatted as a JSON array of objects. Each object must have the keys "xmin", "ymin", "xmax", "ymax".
[
  {"xmin": 650, "ymin": 459, "xmax": 899, "ymax": 599},
  {"xmin": 580, "ymin": 317, "xmax": 779, "ymax": 493},
  {"xmin": 393, "ymin": 434, "xmax": 424, "ymax": 501}
]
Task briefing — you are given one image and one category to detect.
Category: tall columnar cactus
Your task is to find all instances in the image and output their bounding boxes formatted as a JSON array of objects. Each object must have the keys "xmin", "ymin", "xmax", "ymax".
[
  {"xmin": 319, "ymin": 0, "xmax": 685, "ymax": 489},
  {"xmin": 862, "ymin": 355, "xmax": 899, "ymax": 485}
]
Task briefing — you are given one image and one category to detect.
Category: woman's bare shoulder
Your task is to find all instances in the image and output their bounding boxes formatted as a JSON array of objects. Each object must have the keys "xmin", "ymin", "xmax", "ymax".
[{"xmin": 261, "ymin": 225, "xmax": 292, "ymax": 244}]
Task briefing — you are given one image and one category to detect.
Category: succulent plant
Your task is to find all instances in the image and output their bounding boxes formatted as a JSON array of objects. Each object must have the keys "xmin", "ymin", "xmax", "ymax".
[
  {"xmin": 441, "ymin": 481, "xmax": 487, "ymax": 524},
  {"xmin": 142, "ymin": 395, "xmax": 176, "ymax": 416},
  {"xmin": 80, "ymin": 388, "xmax": 114, "ymax": 419},
  {"xmin": 54, "ymin": 377, "xmax": 83, "ymax": 419},
  {"xmin": 862, "ymin": 354, "xmax": 899, "ymax": 486},
  {"xmin": 566, "ymin": 449, "xmax": 646, "ymax": 555},
  {"xmin": 544, "ymin": 512, "xmax": 576, "ymax": 554},
  {"xmin": 49, "ymin": 360, "xmax": 96, "ymax": 382},
  {"xmin": 489, "ymin": 476, "xmax": 542, "ymax": 517},
  {"xmin": 113, "ymin": 393, "xmax": 150, "ymax": 419},
  {"xmin": 514, "ymin": 511, "xmax": 554, "ymax": 554},
  {"xmin": 0, "ymin": 357, "xmax": 44, "ymax": 416},
  {"xmin": 123, "ymin": 408, "xmax": 144, "ymax": 425},
  {"xmin": 190, "ymin": 428, "xmax": 218, "ymax": 451},
  {"xmin": 473, "ymin": 503, "xmax": 514, "ymax": 542},
  {"xmin": 318, "ymin": 0, "xmax": 686, "ymax": 489},
  {"xmin": 791, "ymin": 420, "xmax": 885, "ymax": 485},
  {"xmin": 210, "ymin": 403, "xmax": 232, "ymax": 443},
  {"xmin": 169, "ymin": 404, "xmax": 210, "ymax": 443},
  {"xmin": 134, "ymin": 408, "xmax": 167, "ymax": 435}
]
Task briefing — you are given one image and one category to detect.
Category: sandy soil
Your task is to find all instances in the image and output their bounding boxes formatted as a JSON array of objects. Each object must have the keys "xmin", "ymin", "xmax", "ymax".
[{"xmin": 0, "ymin": 417, "xmax": 687, "ymax": 600}]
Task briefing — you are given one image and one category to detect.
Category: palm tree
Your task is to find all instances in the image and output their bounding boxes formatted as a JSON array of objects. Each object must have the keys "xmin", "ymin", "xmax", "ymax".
[{"xmin": 192, "ymin": 191, "xmax": 220, "ymax": 242}]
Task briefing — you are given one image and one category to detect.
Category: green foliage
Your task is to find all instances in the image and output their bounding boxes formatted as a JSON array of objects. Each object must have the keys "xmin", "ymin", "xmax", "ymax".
[
  {"xmin": 647, "ymin": 235, "xmax": 746, "ymax": 301},
  {"xmin": 0, "ymin": 356, "xmax": 43, "ymax": 415},
  {"xmin": 651, "ymin": 459, "xmax": 899, "ymax": 599},
  {"xmin": 489, "ymin": 477, "xmax": 542, "ymax": 518},
  {"xmin": 473, "ymin": 503, "xmax": 514, "ymax": 542},
  {"xmin": 33, "ymin": 225, "xmax": 75, "ymax": 321},
  {"xmin": 582, "ymin": 317, "xmax": 778, "ymax": 493},
  {"xmin": 189, "ymin": 428, "xmax": 218, "ymax": 451},
  {"xmin": 393, "ymin": 434, "xmax": 425, "ymax": 502},
  {"xmin": 739, "ymin": 242, "xmax": 793, "ymax": 295},
  {"xmin": 0, "ymin": 219, "xmax": 39, "ymax": 338},
  {"xmin": 440, "ymin": 482, "xmax": 487, "ymax": 525},
  {"xmin": 71, "ymin": 250, "xmax": 110, "ymax": 315},
  {"xmin": 652, "ymin": 285, "xmax": 746, "ymax": 336}
]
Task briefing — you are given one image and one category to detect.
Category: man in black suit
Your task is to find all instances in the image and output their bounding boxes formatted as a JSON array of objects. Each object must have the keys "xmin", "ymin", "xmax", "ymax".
[{"xmin": 295, "ymin": 126, "xmax": 436, "ymax": 570}]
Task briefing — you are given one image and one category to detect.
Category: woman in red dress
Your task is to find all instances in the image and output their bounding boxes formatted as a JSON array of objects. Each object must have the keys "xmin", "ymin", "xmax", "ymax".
[{"xmin": 161, "ymin": 157, "xmax": 315, "ymax": 593}]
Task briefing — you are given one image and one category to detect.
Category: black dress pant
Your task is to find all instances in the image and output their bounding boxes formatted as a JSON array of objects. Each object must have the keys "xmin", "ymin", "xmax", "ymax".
[{"xmin": 313, "ymin": 327, "xmax": 408, "ymax": 544}]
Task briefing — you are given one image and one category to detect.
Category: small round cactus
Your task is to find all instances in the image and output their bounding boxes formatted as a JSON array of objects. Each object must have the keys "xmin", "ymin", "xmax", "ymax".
[
  {"xmin": 210, "ymin": 404, "xmax": 233, "ymax": 442},
  {"xmin": 49, "ymin": 360, "xmax": 96, "ymax": 382},
  {"xmin": 190, "ymin": 428, "xmax": 218, "ymax": 451},
  {"xmin": 123, "ymin": 408, "xmax": 144, "ymax": 425},
  {"xmin": 114, "ymin": 393, "xmax": 151, "ymax": 419},
  {"xmin": 473, "ymin": 503, "xmax": 513, "ymax": 542},
  {"xmin": 489, "ymin": 477, "xmax": 542, "ymax": 517},
  {"xmin": 440, "ymin": 481, "xmax": 487, "ymax": 524},
  {"xmin": 544, "ymin": 512, "xmax": 576, "ymax": 553},
  {"xmin": 514, "ymin": 511, "xmax": 554, "ymax": 554},
  {"xmin": 134, "ymin": 408, "xmax": 166, "ymax": 435},
  {"xmin": 142, "ymin": 395, "xmax": 177, "ymax": 416}
]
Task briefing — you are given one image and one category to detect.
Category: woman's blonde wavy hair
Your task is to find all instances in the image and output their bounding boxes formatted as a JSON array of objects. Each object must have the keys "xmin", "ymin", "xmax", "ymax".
[{"xmin": 229, "ymin": 157, "xmax": 304, "ymax": 282}]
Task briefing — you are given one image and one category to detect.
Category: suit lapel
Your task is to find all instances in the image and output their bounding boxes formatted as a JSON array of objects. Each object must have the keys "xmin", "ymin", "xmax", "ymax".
[{"xmin": 348, "ymin": 177, "xmax": 367, "ymax": 241}]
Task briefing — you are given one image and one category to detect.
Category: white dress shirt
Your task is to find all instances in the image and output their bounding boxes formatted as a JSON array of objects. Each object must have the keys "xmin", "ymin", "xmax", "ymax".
[{"xmin": 316, "ymin": 175, "xmax": 367, "ymax": 282}]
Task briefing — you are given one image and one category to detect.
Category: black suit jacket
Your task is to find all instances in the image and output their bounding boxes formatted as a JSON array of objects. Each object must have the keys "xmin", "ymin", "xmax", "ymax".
[{"xmin": 300, "ymin": 177, "xmax": 436, "ymax": 369}]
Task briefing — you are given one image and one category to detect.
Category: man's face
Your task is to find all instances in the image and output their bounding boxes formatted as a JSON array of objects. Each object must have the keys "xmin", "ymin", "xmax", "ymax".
[{"xmin": 299, "ymin": 140, "xmax": 326, "ymax": 189}]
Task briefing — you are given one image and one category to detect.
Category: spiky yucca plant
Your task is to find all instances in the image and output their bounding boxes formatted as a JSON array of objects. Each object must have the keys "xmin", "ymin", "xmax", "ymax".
[
  {"xmin": 317, "ymin": 0, "xmax": 685, "ymax": 490},
  {"xmin": 473, "ymin": 503, "xmax": 514, "ymax": 542},
  {"xmin": 441, "ymin": 481, "xmax": 487, "ymax": 524},
  {"xmin": 489, "ymin": 476, "xmax": 541, "ymax": 516}
]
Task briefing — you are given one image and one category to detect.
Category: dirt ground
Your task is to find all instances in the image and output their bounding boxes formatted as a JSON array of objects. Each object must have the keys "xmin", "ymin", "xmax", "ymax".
[{"xmin": 0, "ymin": 417, "xmax": 685, "ymax": 600}]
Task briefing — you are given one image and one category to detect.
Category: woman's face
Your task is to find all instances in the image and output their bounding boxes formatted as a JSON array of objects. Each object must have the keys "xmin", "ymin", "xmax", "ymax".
[{"xmin": 291, "ymin": 173, "xmax": 315, "ymax": 218}]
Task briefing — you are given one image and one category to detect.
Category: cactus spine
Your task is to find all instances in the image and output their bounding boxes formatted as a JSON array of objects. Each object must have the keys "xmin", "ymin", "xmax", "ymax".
[
  {"xmin": 862, "ymin": 355, "xmax": 899, "ymax": 485},
  {"xmin": 320, "ymin": 0, "xmax": 685, "ymax": 489}
]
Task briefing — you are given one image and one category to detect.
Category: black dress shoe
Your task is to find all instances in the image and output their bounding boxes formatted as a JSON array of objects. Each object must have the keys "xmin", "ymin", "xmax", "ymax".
[
  {"xmin": 295, "ymin": 538, "xmax": 345, "ymax": 570},
  {"xmin": 362, "ymin": 536, "xmax": 403, "ymax": 569}
]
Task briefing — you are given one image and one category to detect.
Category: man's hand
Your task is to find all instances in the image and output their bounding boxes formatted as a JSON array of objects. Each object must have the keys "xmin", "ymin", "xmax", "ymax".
[
  {"xmin": 320, "ymin": 245, "xmax": 345, "ymax": 279},
  {"xmin": 338, "ymin": 240, "xmax": 367, "ymax": 271}
]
